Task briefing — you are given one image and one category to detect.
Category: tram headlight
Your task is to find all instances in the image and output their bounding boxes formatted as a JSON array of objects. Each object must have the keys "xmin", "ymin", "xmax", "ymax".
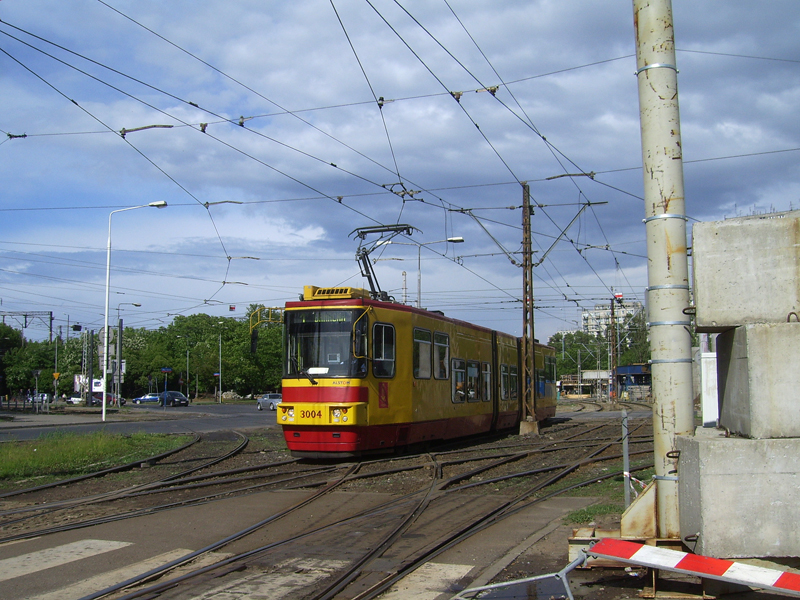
[
  {"xmin": 287, "ymin": 408, "xmax": 294, "ymax": 418},
  {"xmin": 333, "ymin": 409, "xmax": 341, "ymax": 418}
]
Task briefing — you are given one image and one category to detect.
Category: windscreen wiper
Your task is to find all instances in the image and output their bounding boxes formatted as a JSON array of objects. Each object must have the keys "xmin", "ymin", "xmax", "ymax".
[{"xmin": 290, "ymin": 357, "xmax": 318, "ymax": 385}]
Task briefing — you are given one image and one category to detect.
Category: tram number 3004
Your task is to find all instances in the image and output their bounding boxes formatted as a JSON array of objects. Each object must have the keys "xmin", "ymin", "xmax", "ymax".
[{"xmin": 300, "ymin": 410, "xmax": 323, "ymax": 419}]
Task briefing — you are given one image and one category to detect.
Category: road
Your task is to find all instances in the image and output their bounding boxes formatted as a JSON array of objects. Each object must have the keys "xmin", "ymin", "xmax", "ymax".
[
  {"xmin": 0, "ymin": 402, "xmax": 651, "ymax": 442},
  {"xmin": 0, "ymin": 403, "xmax": 277, "ymax": 441}
]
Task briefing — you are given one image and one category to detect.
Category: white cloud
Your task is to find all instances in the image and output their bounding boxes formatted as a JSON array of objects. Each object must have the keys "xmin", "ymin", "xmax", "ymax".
[{"xmin": 1, "ymin": 0, "xmax": 799, "ymax": 342}]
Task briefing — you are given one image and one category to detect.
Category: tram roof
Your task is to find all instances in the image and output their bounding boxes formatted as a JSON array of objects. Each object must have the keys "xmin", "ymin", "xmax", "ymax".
[{"xmin": 285, "ymin": 285, "xmax": 553, "ymax": 348}]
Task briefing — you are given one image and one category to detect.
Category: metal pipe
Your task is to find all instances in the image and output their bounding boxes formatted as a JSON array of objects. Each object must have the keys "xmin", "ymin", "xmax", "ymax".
[
  {"xmin": 632, "ymin": 0, "xmax": 694, "ymax": 538},
  {"xmin": 623, "ymin": 409, "xmax": 631, "ymax": 508}
]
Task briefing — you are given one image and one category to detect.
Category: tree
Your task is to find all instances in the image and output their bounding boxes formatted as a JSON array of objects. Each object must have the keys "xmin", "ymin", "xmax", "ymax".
[
  {"xmin": 548, "ymin": 330, "xmax": 607, "ymax": 379},
  {"xmin": 0, "ymin": 310, "xmax": 287, "ymax": 401},
  {"xmin": 548, "ymin": 308, "xmax": 650, "ymax": 381},
  {"xmin": 0, "ymin": 324, "xmax": 24, "ymax": 396},
  {"xmin": 617, "ymin": 310, "xmax": 650, "ymax": 365},
  {"xmin": 3, "ymin": 339, "xmax": 55, "ymax": 397}
]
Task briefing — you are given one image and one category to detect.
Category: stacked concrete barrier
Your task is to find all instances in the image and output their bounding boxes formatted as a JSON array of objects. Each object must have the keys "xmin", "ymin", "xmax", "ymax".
[{"xmin": 678, "ymin": 210, "xmax": 800, "ymax": 558}]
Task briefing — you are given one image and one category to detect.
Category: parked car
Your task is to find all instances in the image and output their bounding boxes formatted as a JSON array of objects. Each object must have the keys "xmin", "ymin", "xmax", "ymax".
[
  {"xmin": 132, "ymin": 392, "xmax": 161, "ymax": 404},
  {"xmin": 158, "ymin": 391, "xmax": 189, "ymax": 407},
  {"xmin": 257, "ymin": 393, "xmax": 282, "ymax": 411},
  {"xmin": 25, "ymin": 392, "xmax": 51, "ymax": 404},
  {"xmin": 89, "ymin": 392, "xmax": 126, "ymax": 406},
  {"xmin": 65, "ymin": 395, "xmax": 83, "ymax": 405}
]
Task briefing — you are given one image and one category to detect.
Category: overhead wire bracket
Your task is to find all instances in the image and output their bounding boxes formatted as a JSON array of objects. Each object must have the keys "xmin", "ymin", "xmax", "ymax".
[
  {"xmin": 119, "ymin": 124, "xmax": 174, "ymax": 138},
  {"xmin": 462, "ymin": 210, "xmax": 519, "ymax": 266}
]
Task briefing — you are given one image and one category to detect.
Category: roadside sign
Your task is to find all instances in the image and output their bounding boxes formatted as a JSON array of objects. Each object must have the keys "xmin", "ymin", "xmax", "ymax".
[
  {"xmin": 213, "ymin": 372, "xmax": 220, "ymax": 377},
  {"xmin": 53, "ymin": 372, "xmax": 60, "ymax": 380},
  {"xmin": 161, "ymin": 367, "xmax": 172, "ymax": 373}
]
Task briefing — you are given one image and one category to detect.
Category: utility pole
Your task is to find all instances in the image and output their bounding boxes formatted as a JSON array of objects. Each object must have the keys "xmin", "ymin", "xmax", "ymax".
[
  {"xmin": 520, "ymin": 182, "xmax": 538, "ymax": 434},
  {"xmin": 53, "ymin": 326, "xmax": 61, "ymax": 405},
  {"xmin": 87, "ymin": 330, "xmax": 94, "ymax": 404},
  {"xmin": 609, "ymin": 295, "xmax": 617, "ymax": 400},
  {"xmin": 116, "ymin": 318, "xmax": 123, "ymax": 403},
  {"xmin": 633, "ymin": 0, "xmax": 694, "ymax": 539}
]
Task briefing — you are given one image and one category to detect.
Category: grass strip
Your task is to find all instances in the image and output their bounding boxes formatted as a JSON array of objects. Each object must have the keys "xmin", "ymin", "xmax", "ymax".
[{"xmin": 0, "ymin": 431, "xmax": 192, "ymax": 480}]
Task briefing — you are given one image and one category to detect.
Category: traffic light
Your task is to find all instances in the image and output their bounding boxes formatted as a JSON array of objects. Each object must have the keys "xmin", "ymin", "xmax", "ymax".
[{"xmin": 250, "ymin": 329, "xmax": 258, "ymax": 354}]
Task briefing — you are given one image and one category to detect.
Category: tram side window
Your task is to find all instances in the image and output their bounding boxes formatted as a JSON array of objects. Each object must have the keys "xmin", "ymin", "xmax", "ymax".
[
  {"xmin": 466, "ymin": 360, "xmax": 480, "ymax": 402},
  {"xmin": 413, "ymin": 328, "xmax": 432, "ymax": 379},
  {"xmin": 509, "ymin": 365, "xmax": 519, "ymax": 400},
  {"xmin": 547, "ymin": 355, "xmax": 556, "ymax": 383},
  {"xmin": 501, "ymin": 364, "xmax": 510, "ymax": 400},
  {"xmin": 452, "ymin": 359, "xmax": 466, "ymax": 403},
  {"xmin": 482, "ymin": 362, "xmax": 491, "ymax": 402},
  {"xmin": 434, "ymin": 332, "xmax": 450, "ymax": 379},
  {"xmin": 373, "ymin": 323, "xmax": 396, "ymax": 378}
]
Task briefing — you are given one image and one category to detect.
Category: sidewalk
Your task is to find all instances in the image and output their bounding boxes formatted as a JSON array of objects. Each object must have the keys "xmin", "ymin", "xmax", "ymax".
[{"xmin": 0, "ymin": 408, "xmax": 187, "ymax": 430}]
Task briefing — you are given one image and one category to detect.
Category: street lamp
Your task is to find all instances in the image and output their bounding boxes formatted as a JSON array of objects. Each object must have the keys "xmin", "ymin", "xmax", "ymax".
[
  {"xmin": 102, "ymin": 201, "xmax": 167, "ymax": 422},
  {"xmin": 377, "ymin": 237, "xmax": 464, "ymax": 307},
  {"xmin": 417, "ymin": 237, "xmax": 463, "ymax": 308},
  {"xmin": 116, "ymin": 302, "xmax": 142, "ymax": 323},
  {"xmin": 218, "ymin": 321, "xmax": 223, "ymax": 403}
]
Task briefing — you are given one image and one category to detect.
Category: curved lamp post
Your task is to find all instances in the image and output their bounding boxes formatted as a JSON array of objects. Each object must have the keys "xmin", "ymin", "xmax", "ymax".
[
  {"xmin": 102, "ymin": 201, "xmax": 167, "ymax": 421},
  {"xmin": 417, "ymin": 237, "xmax": 463, "ymax": 308},
  {"xmin": 378, "ymin": 237, "xmax": 464, "ymax": 307}
]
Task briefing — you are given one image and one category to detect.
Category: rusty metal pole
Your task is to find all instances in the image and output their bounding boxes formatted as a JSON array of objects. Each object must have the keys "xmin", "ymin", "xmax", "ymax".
[
  {"xmin": 520, "ymin": 182, "xmax": 538, "ymax": 435},
  {"xmin": 632, "ymin": 0, "xmax": 694, "ymax": 538}
]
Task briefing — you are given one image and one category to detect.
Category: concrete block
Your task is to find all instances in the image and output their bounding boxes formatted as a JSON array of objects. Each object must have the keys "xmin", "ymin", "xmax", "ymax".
[
  {"xmin": 717, "ymin": 322, "xmax": 800, "ymax": 438},
  {"xmin": 693, "ymin": 210, "xmax": 800, "ymax": 332},
  {"xmin": 678, "ymin": 433, "xmax": 800, "ymax": 558}
]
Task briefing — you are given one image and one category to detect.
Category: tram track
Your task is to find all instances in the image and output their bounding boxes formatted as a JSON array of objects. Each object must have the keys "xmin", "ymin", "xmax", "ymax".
[
  {"xmin": 618, "ymin": 400, "xmax": 653, "ymax": 411},
  {"xmin": 59, "ymin": 417, "xmax": 654, "ymax": 600},
  {"xmin": 0, "ymin": 432, "xmax": 248, "ymax": 516},
  {"xmin": 0, "ymin": 431, "xmax": 315, "ymax": 542}
]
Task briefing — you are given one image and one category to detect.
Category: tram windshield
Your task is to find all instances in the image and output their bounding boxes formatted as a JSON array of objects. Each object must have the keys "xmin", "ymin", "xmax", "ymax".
[{"xmin": 284, "ymin": 309, "xmax": 367, "ymax": 379}]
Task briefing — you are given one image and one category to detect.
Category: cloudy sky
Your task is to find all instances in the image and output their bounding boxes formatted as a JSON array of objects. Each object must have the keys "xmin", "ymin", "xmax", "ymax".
[{"xmin": 1, "ymin": 1, "xmax": 798, "ymax": 343}]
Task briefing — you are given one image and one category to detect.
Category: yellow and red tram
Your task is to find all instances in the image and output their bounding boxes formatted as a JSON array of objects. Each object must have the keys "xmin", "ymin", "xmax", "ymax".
[{"xmin": 280, "ymin": 286, "xmax": 556, "ymax": 458}]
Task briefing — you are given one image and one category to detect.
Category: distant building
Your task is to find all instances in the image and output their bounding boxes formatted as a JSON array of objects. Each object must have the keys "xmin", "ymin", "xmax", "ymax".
[
  {"xmin": 581, "ymin": 300, "xmax": 643, "ymax": 335},
  {"xmin": 614, "ymin": 363, "xmax": 652, "ymax": 401}
]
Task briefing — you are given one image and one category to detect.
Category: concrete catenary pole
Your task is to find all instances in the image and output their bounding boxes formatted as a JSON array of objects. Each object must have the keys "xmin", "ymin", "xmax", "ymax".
[{"xmin": 632, "ymin": 0, "xmax": 694, "ymax": 538}]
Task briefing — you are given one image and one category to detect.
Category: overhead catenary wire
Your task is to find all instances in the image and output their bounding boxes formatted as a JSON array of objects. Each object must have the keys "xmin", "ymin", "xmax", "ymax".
[
  {"xmin": 1, "ymin": 5, "xmax": 789, "ymax": 338},
  {"xmin": 0, "ymin": 19, "xmax": 400, "ymax": 310},
  {"xmin": 363, "ymin": 0, "xmax": 632, "ymax": 304}
]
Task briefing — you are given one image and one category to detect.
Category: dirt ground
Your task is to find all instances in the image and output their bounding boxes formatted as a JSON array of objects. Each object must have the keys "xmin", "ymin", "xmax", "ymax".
[
  {"xmin": 4, "ymin": 408, "xmax": 795, "ymax": 600},
  {"xmin": 492, "ymin": 512, "xmax": 654, "ymax": 600}
]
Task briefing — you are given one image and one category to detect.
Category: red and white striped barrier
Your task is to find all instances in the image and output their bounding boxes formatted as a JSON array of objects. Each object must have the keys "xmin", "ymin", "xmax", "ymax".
[{"xmin": 590, "ymin": 538, "xmax": 800, "ymax": 598}]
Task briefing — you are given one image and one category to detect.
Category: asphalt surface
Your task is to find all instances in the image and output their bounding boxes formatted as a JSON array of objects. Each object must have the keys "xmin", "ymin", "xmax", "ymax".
[
  {"xmin": 0, "ymin": 401, "xmax": 650, "ymax": 442},
  {"xmin": 0, "ymin": 402, "xmax": 277, "ymax": 441}
]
